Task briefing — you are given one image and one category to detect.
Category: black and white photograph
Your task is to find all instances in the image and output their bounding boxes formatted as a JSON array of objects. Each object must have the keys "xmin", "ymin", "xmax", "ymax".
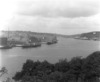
[{"xmin": 0, "ymin": 0, "xmax": 100, "ymax": 82}]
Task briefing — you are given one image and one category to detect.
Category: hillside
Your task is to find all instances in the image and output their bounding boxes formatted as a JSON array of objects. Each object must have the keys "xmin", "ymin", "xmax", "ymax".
[
  {"xmin": 0, "ymin": 31, "xmax": 100, "ymax": 42},
  {"xmin": 74, "ymin": 31, "xmax": 100, "ymax": 41},
  {"xmin": 0, "ymin": 31, "xmax": 58, "ymax": 45}
]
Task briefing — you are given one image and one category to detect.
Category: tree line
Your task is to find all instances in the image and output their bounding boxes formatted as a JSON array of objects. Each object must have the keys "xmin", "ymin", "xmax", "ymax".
[{"xmin": 13, "ymin": 51, "xmax": 100, "ymax": 82}]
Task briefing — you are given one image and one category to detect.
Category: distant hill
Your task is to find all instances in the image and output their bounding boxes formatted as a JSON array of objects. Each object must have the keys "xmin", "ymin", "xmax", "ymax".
[
  {"xmin": 73, "ymin": 31, "xmax": 100, "ymax": 41},
  {"xmin": 0, "ymin": 31, "xmax": 58, "ymax": 44},
  {"xmin": 55, "ymin": 31, "xmax": 100, "ymax": 41},
  {"xmin": 0, "ymin": 31, "xmax": 100, "ymax": 41}
]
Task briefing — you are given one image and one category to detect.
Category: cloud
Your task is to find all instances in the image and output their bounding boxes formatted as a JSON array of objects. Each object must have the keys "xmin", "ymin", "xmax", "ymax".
[
  {"xmin": 8, "ymin": 13, "xmax": 100, "ymax": 34},
  {"xmin": 16, "ymin": 0, "xmax": 100, "ymax": 18},
  {"xmin": 2, "ymin": 0, "xmax": 100, "ymax": 35}
]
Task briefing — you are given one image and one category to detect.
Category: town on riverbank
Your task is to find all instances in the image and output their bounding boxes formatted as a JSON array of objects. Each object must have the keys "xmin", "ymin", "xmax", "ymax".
[
  {"xmin": 0, "ymin": 31, "xmax": 100, "ymax": 49},
  {"xmin": 0, "ymin": 31, "xmax": 58, "ymax": 49}
]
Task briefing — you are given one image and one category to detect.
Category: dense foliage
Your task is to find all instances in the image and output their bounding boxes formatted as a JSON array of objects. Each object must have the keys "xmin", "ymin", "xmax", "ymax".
[{"xmin": 13, "ymin": 51, "xmax": 100, "ymax": 82}]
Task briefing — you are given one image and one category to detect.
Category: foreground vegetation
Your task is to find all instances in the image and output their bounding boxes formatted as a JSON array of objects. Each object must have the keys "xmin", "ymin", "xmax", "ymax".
[{"xmin": 12, "ymin": 51, "xmax": 100, "ymax": 82}]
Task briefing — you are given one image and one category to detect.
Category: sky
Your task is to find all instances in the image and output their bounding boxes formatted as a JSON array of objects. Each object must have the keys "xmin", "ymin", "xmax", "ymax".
[{"xmin": 0, "ymin": 0, "xmax": 100, "ymax": 35}]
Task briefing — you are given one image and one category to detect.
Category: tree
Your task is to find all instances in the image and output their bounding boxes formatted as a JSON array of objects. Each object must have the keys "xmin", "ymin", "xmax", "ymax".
[
  {"xmin": 12, "ymin": 71, "xmax": 24, "ymax": 81},
  {"xmin": 49, "ymin": 71, "xmax": 63, "ymax": 82},
  {"xmin": 0, "ymin": 67, "xmax": 8, "ymax": 77},
  {"xmin": 36, "ymin": 60, "xmax": 53, "ymax": 74},
  {"xmin": 68, "ymin": 56, "xmax": 83, "ymax": 82},
  {"xmin": 81, "ymin": 51, "xmax": 100, "ymax": 82},
  {"xmin": 13, "ymin": 51, "xmax": 100, "ymax": 82},
  {"xmin": 54, "ymin": 59, "xmax": 69, "ymax": 72}
]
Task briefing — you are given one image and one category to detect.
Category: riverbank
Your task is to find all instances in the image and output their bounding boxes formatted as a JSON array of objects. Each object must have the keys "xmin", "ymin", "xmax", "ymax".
[{"xmin": 0, "ymin": 31, "xmax": 58, "ymax": 49}]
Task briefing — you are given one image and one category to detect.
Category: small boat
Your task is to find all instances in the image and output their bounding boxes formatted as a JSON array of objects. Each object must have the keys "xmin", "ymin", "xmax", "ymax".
[
  {"xmin": 47, "ymin": 42, "xmax": 53, "ymax": 45},
  {"xmin": 15, "ymin": 44, "xmax": 23, "ymax": 47},
  {"xmin": 22, "ymin": 43, "xmax": 41, "ymax": 48},
  {"xmin": 0, "ymin": 45, "xmax": 12, "ymax": 49},
  {"xmin": 47, "ymin": 40, "xmax": 57, "ymax": 45},
  {"xmin": 47, "ymin": 36, "xmax": 58, "ymax": 45}
]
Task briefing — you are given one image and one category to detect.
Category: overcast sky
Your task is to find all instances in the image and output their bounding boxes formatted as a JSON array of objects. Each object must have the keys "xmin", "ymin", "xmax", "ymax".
[{"xmin": 0, "ymin": 0, "xmax": 100, "ymax": 34}]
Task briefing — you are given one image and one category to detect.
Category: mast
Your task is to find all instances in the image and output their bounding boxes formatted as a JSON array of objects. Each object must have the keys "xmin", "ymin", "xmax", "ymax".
[
  {"xmin": 8, "ymin": 27, "xmax": 9, "ymax": 39},
  {"xmin": 7, "ymin": 27, "xmax": 9, "ymax": 45}
]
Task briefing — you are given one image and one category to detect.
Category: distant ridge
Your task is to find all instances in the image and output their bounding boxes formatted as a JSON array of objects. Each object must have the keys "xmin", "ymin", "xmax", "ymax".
[
  {"xmin": 0, "ymin": 30, "xmax": 100, "ymax": 41},
  {"xmin": 73, "ymin": 31, "xmax": 100, "ymax": 41}
]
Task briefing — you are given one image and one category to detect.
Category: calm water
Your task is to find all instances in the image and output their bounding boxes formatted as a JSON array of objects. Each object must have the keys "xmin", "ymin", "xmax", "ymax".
[{"xmin": 0, "ymin": 37, "xmax": 100, "ymax": 78}]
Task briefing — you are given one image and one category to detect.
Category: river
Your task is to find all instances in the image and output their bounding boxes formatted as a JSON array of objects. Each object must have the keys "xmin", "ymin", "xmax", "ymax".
[{"xmin": 0, "ymin": 37, "xmax": 100, "ymax": 79}]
